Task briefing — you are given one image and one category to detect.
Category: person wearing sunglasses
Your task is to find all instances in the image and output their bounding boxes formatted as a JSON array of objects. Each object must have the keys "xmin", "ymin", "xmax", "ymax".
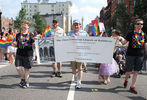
[
  {"xmin": 118, "ymin": 18, "xmax": 147, "ymax": 94},
  {"xmin": 50, "ymin": 19, "xmax": 66, "ymax": 78}
]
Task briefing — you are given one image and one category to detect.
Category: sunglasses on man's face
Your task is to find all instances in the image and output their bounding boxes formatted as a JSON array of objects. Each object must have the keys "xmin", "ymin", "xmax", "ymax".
[{"xmin": 136, "ymin": 23, "xmax": 143, "ymax": 25}]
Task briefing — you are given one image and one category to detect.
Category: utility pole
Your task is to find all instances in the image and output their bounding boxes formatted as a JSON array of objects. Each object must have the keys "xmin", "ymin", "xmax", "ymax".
[{"xmin": 81, "ymin": 16, "xmax": 84, "ymax": 30}]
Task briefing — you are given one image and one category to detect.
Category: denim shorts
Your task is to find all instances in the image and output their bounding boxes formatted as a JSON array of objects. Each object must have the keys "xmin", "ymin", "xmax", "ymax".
[
  {"xmin": 15, "ymin": 55, "xmax": 33, "ymax": 69},
  {"xmin": 125, "ymin": 56, "xmax": 144, "ymax": 72}
]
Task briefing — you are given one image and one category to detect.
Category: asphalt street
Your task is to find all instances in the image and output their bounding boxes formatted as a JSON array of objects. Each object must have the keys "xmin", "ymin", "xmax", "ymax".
[{"xmin": 0, "ymin": 62, "xmax": 147, "ymax": 100}]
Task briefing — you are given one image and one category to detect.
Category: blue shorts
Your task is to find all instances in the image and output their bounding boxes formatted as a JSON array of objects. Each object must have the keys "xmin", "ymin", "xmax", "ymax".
[
  {"xmin": 15, "ymin": 55, "xmax": 33, "ymax": 69},
  {"xmin": 125, "ymin": 56, "xmax": 144, "ymax": 72}
]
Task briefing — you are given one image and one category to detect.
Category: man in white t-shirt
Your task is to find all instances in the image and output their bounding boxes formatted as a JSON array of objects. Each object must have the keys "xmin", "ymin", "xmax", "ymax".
[{"xmin": 50, "ymin": 20, "xmax": 66, "ymax": 78}]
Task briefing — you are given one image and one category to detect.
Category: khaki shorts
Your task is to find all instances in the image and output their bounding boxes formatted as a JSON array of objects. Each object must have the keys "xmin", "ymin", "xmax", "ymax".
[
  {"xmin": 70, "ymin": 61, "xmax": 83, "ymax": 71},
  {"xmin": 82, "ymin": 62, "xmax": 87, "ymax": 68}
]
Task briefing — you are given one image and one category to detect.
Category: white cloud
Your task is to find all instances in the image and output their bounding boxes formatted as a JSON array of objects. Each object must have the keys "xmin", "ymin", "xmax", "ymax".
[
  {"xmin": 71, "ymin": 3, "xmax": 79, "ymax": 14},
  {"xmin": 71, "ymin": 4, "xmax": 101, "ymax": 27},
  {"xmin": 70, "ymin": 0, "xmax": 107, "ymax": 28}
]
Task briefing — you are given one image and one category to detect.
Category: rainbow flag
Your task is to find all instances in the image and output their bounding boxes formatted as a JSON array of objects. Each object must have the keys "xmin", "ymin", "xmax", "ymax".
[
  {"xmin": 91, "ymin": 19, "xmax": 99, "ymax": 36},
  {"xmin": 0, "ymin": 34, "xmax": 17, "ymax": 48},
  {"xmin": 41, "ymin": 25, "xmax": 52, "ymax": 38},
  {"xmin": 0, "ymin": 39, "xmax": 12, "ymax": 48},
  {"xmin": 12, "ymin": 34, "xmax": 16, "ymax": 42}
]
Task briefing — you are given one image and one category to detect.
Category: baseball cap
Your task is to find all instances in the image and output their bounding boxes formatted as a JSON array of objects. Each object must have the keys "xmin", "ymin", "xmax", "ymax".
[{"xmin": 73, "ymin": 19, "xmax": 80, "ymax": 24}]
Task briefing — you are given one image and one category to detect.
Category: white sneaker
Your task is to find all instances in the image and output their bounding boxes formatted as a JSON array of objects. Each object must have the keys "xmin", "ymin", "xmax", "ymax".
[
  {"xmin": 76, "ymin": 81, "xmax": 81, "ymax": 89},
  {"xmin": 26, "ymin": 83, "xmax": 29, "ymax": 87}
]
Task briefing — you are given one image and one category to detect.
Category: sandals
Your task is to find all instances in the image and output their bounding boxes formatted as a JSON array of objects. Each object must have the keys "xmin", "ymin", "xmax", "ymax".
[{"xmin": 83, "ymin": 68, "xmax": 88, "ymax": 73}]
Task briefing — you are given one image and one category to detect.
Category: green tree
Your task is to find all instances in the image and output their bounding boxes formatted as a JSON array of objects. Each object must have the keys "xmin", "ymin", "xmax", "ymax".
[
  {"xmin": 114, "ymin": 3, "xmax": 132, "ymax": 36},
  {"xmin": 108, "ymin": 3, "xmax": 132, "ymax": 36},
  {"xmin": 15, "ymin": 8, "xmax": 27, "ymax": 31},
  {"xmin": 33, "ymin": 12, "xmax": 47, "ymax": 34},
  {"xmin": 134, "ymin": 0, "xmax": 147, "ymax": 33}
]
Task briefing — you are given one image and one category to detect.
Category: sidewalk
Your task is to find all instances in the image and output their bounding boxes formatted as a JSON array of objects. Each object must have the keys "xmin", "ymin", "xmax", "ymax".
[{"xmin": 0, "ymin": 60, "xmax": 9, "ymax": 68}]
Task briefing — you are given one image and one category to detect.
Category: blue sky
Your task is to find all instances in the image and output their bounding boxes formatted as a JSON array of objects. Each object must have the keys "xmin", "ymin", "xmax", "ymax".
[{"xmin": 0, "ymin": 0, "xmax": 107, "ymax": 27}]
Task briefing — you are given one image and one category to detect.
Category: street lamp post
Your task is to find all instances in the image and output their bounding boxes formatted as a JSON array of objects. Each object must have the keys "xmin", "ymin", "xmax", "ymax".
[{"xmin": 0, "ymin": 8, "xmax": 2, "ymax": 33}]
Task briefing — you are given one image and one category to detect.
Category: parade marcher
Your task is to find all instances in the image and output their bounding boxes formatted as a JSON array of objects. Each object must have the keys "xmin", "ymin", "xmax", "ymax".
[
  {"xmin": 33, "ymin": 32, "xmax": 41, "ymax": 61},
  {"xmin": 111, "ymin": 29, "xmax": 127, "ymax": 77},
  {"xmin": 118, "ymin": 19, "xmax": 147, "ymax": 94},
  {"xmin": 50, "ymin": 19, "xmax": 66, "ymax": 78},
  {"xmin": 98, "ymin": 58, "xmax": 119, "ymax": 84},
  {"xmin": 13, "ymin": 20, "xmax": 34, "ymax": 88},
  {"xmin": 98, "ymin": 31, "xmax": 119, "ymax": 84},
  {"xmin": 7, "ymin": 29, "xmax": 17, "ymax": 64},
  {"xmin": 68, "ymin": 19, "xmax": 89, "ymax": 89},
  {"xmin": 79, "ymin": 23, "xmax": 88, "ymax": 73},
  {"xmin": 111, "ymin": 29, "xmax": 126, "ymax": 53},
  {"xmin": 0, "ymin": 28, "xmax": 5, "ymax": 61},
  {"xmin": 0, "ymin": 27, "xmax": 7, "ymax": 61}
]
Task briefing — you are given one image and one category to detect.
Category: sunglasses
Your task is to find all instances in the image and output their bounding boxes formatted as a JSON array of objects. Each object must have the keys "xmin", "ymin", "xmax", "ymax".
[{"xmin": 136, "ymin": 23, "xmax": 143, "ymax": 25}]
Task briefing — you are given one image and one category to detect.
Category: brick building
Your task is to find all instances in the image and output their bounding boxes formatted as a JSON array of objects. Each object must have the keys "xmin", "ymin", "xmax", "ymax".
[
  {"xmin": 100, "ymin": 0, "xmax": 135, "ymax": 30},
  {"xmin": 1, "ymin": 16, "xmax": 14, "ymax": 33}
]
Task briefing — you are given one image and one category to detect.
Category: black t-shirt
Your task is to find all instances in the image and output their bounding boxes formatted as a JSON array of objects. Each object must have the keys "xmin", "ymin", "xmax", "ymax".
[
  {"xmin": 125, "ymin": 30, "xmax": 147, "ymax": 56},
  {"xmin": 16, "ymin": 32, "xmax": 34, "ymax": 57}
]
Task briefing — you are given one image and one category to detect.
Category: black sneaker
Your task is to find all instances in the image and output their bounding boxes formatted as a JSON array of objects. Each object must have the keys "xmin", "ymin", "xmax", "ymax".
[
  {"xmin": 57, "ymin": 72, "xmax": 62, "ymax": 78},
  {"xmin": 124, "ymin": 80, "xmax": 128, "ymax": 88},
  {"xmin": 19, "ymin": 79, "xmax": 25, "ymax": 87},
  {"xmin": 22, "ymin": 82, "xmax": 29, "ymax": 89},
  {"xmin": 51, "ymin": 72, "xmax": 57, "ymax": 77},
  {"xmin": 129, "ymin": 86, "xmax": 138, "ymax": 94}
]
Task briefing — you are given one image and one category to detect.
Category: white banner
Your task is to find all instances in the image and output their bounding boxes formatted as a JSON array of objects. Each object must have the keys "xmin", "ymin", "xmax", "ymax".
[
  {"xmin": 35, "ymin": 37, "xmax": 55, "ymax": 64},
  {"xmin": 54, "ymin": 37, "xmax": 115, "ymax": 64}
]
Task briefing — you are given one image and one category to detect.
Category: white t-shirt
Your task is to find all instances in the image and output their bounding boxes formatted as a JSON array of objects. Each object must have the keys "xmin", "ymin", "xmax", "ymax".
[{"xmin": 52, "ymin": 26, "xmax": 66, "ymax": 37}]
